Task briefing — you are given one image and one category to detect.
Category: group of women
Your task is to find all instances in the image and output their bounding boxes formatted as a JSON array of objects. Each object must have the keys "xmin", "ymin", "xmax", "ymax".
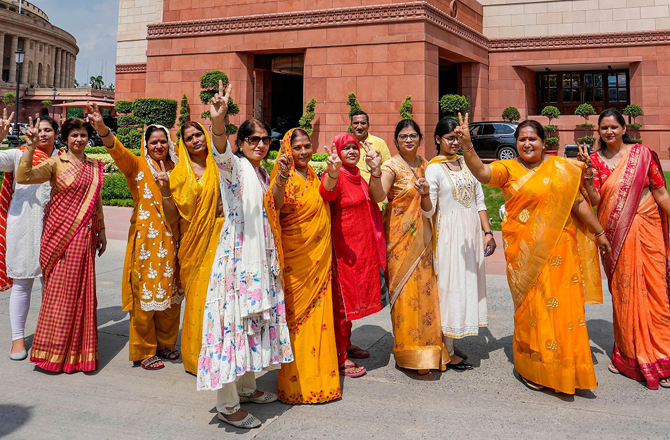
[{"xmin": 1, "ymin": 79, "xmax": 669, "ymax": 428}]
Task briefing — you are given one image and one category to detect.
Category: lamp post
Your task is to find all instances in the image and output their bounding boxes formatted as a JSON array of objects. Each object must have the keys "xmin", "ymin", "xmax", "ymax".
[
  {"xmin": 12, "ymin": 48, "xmax": 25, "ymax": 137},
  {"xmin": 52, "ymin": 86, "xmax": 57, "ymax": 118}
]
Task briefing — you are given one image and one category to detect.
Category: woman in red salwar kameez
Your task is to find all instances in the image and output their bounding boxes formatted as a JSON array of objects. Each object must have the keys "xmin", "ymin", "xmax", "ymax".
[
  {"xmin": 17, "ymin": 117, "xmax": 106, "ymax": 373},
  {"xmin": 320, "ymin": 133, "xmax": 386, "ymax": 377}
]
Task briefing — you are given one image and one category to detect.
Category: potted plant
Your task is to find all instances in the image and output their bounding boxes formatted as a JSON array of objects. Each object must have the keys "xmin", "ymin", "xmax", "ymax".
[
  {"xmin": 501, "ymin": 106, "xmax": 521, "ymax": 122},
  {"xmin": 541, "ymin": 106, "xmax": 561, "ymax": 155},
  {"xmin": 575, "ymin": 103, "xmax": 596, "ymax": 148},
  {"xmin": 623, "ymin": 104, "xmax": 644, "ymax": 144}
]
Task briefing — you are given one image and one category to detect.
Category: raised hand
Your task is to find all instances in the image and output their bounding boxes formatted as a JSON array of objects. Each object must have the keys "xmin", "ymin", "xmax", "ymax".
[
  {"xmin": 0, "ymin": 108, "xmax": 15, "ymax": 141},
  {"xmin": 414, "ymin": 177, "xmax": 430, "ymax": 196},
  {"xmin": 210, "ymin": 79, "xmax": 232, "ymax": 123},
  {"xmin": 577, "ymin": 144, "xmax": 592, "ymax": 165},
  {"xmin": 153, "ymin": 160, "xmax": 171, "ymax": 196},
  {"xmin": 276, "ymin": 148, "xmax": 293, "ymax": 178},
  {"xmin": 454, "ymin": 112, "xmax": 472, "ymax": 147},
  {"xmin": 326, "ymin": 143, "xmax": 342, "ymax": 174},
  {"xmin": 85, "ymin": 102, "xmax": 106, "ymax": 133},
  {"xmin": 362, "ymin": 140, "xmax": 382, "ymax": 172},
  {"xmin": 24, "ymin": 117, "xmax": 40, "ymax": 151}
]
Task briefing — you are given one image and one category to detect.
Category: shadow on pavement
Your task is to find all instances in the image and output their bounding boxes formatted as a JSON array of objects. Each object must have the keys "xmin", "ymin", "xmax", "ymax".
[
  {"xmin": 0, "ymin": 404, "xmax": 33, "ymax": 438},
  {"xmin": 586, "ymin": 318, "xmax": 615, "ymax": 358},
  {"xmin": 93, "ymin": 306, "xmax": 130, "ymax": 373}
]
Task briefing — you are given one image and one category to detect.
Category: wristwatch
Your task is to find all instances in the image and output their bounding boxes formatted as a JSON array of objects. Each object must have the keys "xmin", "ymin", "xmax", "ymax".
[{"xmin": 484, "ymin": 231, "xmax": 494, "ymax": 236}]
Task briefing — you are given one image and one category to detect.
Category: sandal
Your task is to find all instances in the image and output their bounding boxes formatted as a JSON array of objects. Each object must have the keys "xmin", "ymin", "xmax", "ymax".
[
  {"xmin": 239, "ymin": 390, "xmax": 278, "ymax": 404},
  {"xmin": 608, "ymin": 363, "xmax": 621, "ymax": 375},
  {"xmin": 133, "ymin": 356, "xmax": 164, "ymax": 370},
  {"xmin": 340, "ymin": 361, "xmax": 366, "ymax": 378},
  {"xmin": 514, "ymin": 370, "xmax": 544, "ymax": 391},
  {"xmin": 156, "ymin": 348, "xmax": 180, "ymax": 360},
  {"xmin": 217, "ymin": 410, "xmax": 261, "ymax": 429},
  {"xmin": 347, "ymin": 345, "xmax": 370, "ymax": 359},
  {"xmin": 660, "ymin": 378, "xmax": 670, "ymax": 388}
]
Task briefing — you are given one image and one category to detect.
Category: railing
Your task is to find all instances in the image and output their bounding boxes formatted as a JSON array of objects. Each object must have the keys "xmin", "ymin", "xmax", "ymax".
[{"xmin": 0, "ymin": 0, "xmax": 49, "ymax": 22}]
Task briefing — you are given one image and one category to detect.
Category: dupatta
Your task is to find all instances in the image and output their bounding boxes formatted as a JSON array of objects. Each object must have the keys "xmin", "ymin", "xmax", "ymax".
[
  {"xmin": 169, "ymin": 122, "xmax": 220, "ymax": 295},
  {"xmin": 502, "ymin": 157, "xmax": 602, "ymax": 310}
]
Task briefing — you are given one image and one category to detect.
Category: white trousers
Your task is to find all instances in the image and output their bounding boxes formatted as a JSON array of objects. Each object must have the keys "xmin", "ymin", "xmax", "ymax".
[
  {"xmin": 9, "ymin": 278, "xmax": 42, "ymax": 341},
  {"xmin": 443, "ymin": 335, "xmax": 455, "ymax": 357},
  {"xmin": 215, "ymin": 372, "xmax": 257, "ymax": 415}
]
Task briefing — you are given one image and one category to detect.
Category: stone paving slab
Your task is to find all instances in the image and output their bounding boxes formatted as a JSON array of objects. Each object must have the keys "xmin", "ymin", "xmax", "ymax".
[{"xmin": 0, "ymin": 238, "xmax": 668, "ymax": 439}]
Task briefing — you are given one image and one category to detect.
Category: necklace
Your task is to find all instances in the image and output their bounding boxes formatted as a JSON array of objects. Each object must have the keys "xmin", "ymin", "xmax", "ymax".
[
  {"xmin": 398, "ymin": 153, "xmax": 422, "ymax": 179},
  {"xmin": 599, "ymin": 147, "xmax": 627, "ymax": 170},
  {"xmin": 443, "ymin": 157, "xmax": 462, "ymax": 172},
  {"xmin": 516, "ymin": 155, "xmax": 543, "ymax": 173}
]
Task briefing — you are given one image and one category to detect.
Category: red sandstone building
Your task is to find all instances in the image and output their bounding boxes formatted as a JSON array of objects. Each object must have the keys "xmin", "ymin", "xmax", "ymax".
[{"xmin": 116, "ymin": 0, "xmax": 670, "ymax": 158}]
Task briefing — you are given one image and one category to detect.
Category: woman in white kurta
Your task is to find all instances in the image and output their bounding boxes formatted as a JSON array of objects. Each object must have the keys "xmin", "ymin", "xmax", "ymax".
[
  {"xmin": 0, "ymin": 113, "xmax": 59, "ymax": 360},
  {"xmin": 422, "ymin": 117, "xmax": 496, "ymax": 370},
  {"xmin": 196, "ymin": 83, "xmax": 292, "ymax": 430}
]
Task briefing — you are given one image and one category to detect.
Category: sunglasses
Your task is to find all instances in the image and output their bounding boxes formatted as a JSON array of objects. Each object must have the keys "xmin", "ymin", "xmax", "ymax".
[{"xmin": 245, "ymin": 136, "xmax": 271, "ymax": 146}]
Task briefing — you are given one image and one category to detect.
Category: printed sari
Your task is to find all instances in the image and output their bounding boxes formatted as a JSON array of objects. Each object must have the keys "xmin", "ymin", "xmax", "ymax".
[
  {"xmin": 592, "ymin": 144, "xmax": 670, "ymax": 390},
  {"xmin": 169, "ymin": 122, "xmax": 223, "ymax": 374},
  {"xmin": 265, "ymin": 128, "xmax": 341, "ymax": 404},
  {"xmin": 489, "ymin": 157, "xmax": 602, "ymax": 394},
  {"xmin": 382, "ymin": 157, "xmax": 449, "ymax": 371},
  {"xmin": 30, "ymin": 157, "xmax": 104, "ymax": 372}
]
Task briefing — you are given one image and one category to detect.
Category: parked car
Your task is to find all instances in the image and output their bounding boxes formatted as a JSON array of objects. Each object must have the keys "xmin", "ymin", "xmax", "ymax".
[{"xmin": 468, "ymin": 121, "xmax": 518, "ymax": 160}]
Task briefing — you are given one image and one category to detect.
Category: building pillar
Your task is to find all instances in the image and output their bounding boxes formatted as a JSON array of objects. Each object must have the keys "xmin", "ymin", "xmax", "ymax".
[
  {"xmin": 20, "ymin": 39, "xmax": 30, "ymax": 85},
  {"xmin": 459, "ymin": 62, "xmax": 490, "ymax": 122},
  {"xmin": 0, "ymin": 32, "xmax": 5, "ymax": 83},
  {"xmin": 8, "ymin": 34, "xmax": 18, "ymax": 85},
  {"xmin": 67, "ymin": 52, "xmax": 73, "ymax": 87},
  {"xmin": 62, "ymin": 51, "xmax": 69, "ymax": 87},
  {"xmin": 59, "ymin": 50, "xmax": 65, "ymax": 87},
  {"xmin": 71, "ymin": 53, "xmax": 76, "ymax": 87},
  {"xmin": 54, "ymin": 48, "xmax": 61, "ymax": 88}
]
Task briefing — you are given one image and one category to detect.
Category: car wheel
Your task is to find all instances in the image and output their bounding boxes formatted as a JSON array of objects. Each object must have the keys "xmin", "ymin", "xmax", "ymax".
[{"xmin": 497, "ymin": 146, "xmax": 517, "ymax": 160}]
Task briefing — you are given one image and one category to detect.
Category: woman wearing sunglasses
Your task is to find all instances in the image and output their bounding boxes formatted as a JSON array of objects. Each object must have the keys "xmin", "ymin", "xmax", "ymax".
[
  {"xmin": 367, "ymin": 119, "xmax": 449, "ymax": 375},
  {"xmin": 196, "ymin": 81, "xmax": 292, "ymax": 429}
]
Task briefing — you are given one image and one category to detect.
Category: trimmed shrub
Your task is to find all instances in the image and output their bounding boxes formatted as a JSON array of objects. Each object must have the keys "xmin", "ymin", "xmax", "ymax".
[
  {"xmin": 623, "ymin": 104, "xmax": 644, "ymax": 123},
  {"xmin": 629, "ymin": 138, "xmax": 643, "ymax": 144},
  {"xmin": 578, "ymin": 123, "xmax": 595, "ymax": 130},
  {"xmin": 439, "ymin": 94, "xmax": 469, "ymax": 118},
  {"xmin": 41, "ymin": 100, "xmax": 52, "ymax": 107},
  {"xmin": 540, "ymin": 105, "xmax": 560, "ymax": 124},
  {"xmin": 347, "ymin": 93, "xmax": 363, "ymax": 118},
  {"xmin": 3, "ymin": 92, "xmax": 15, "ymax": 107},
  {"xmin": 577, "ymin": 136, "xmax": 596, "ymax": 146},
  {"xmin": 575, "ymin": 103, "xmax": 596, "ymax": 120},
  {"xmin": 132, "ymin": 98, "xmax": 178, "ymax": 129},
  {"xmin": 117, "ymin": 129, "xmax": 143, "ymax": 149},
  {"xmin": 117, "ymin": 115, "xmax": 142, "ymax": 127},
  {"xmin": 399, "ymin": 95, "xmax": 413, "ymax": 120},
  {"xmin": 543, "ymin": 125, "xmax": 558, "ymax": 133},
  {"xmin": 178, "ymin": 93, "xmax": 190, "ymax": 129},
  {"xmin": 115, "ymin": 100, "xmax": 133, "ymax": 114},
  {"xmin": 199, "ymin": 71, "xmax": 240, "ymax": 133},
  {"xmin": 299, "ymin": 98, "xmax": 317, "ymax": 135},
  {"xmin": 628, "ymin": 123, "xmax": 643, "ymax": 130},
  {"xmin": 85, "ymin": 147, "xmax": 140, "ymax": 156},
  {"xmin": 502, "ymin": 106, "xmax": 521, "ymax": 122},
  {"xmin": 545, "ymin": 137, "xmax": 559, "ymax": 149}
]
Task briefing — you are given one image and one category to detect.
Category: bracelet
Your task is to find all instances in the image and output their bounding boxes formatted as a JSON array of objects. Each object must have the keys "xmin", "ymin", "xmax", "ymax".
[
  {"xmin": 327, "ymin": 172, "xmax": 338, "ymax": 180},
  {"xmin": 594, "ymin": 230, "xmax": 606, "ymax": 238},
  {"xmin": 211, "ymin": 129, "xmax": 225, "ymax": 138},
  {"xmin": 484, "ymin": 231, "xmax": 493, "ymax": 236},
  {"xmin": 370, "ymin": 171, "xmax": 382, "ymax": 178},
  {"xmin": 99, "ymin": 227, "xmax": 106, "ymax": 230},
  {"xmin": 461, "ymin": 144, "xmax": 474, "ymax": 153},
  {"xmin": 421, "ymin": 193, "xmax": 430, "ymax": 198},
  {"xmin": 275, "ymin": 181, "xmax": 286, "ymax": 188},
  {"xmin": 100, "ymin": 129, "xmax": 112, "ymax": 138},
  {"xmin": 162, "ymin": 194, "xmax": 173, "ymax": 199},
  {"xmin": 278, "ymin": 173, "xmax": 289, "ymax": 180},
  {"xmin": 584, "ymin": 174, "xmax": 594, "ymax": 180}
]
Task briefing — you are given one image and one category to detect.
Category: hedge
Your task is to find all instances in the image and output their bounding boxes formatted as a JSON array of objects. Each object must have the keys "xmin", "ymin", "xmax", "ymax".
[
  {"xmin": 132, "ymin": 98, "xmax": 178, "ymax": 129},
  {"xmin": 117, "ymin": 130, "xmax": 143, "ymax": 150},
  {"xmin": 85, "ymin": 146, "xmax": 141, "ymax": 156},
  {"xmin": 115, "ymin": 100, "xmax": 133, "ymax": 114},
  {"xmin": 117, "ymin": 115, "xmax": 142, "ymax": 127},
  {"xmin": 102, "ymin": 172, "xmax": 133, "ymax": 200}
]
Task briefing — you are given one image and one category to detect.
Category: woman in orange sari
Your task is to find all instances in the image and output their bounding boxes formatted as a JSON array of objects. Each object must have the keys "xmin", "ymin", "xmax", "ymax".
[
  {"xmin": 580, "ymin": 108, "xmax": 670, "ymax": 390},
  {"xmin": 368, "ymin": 119, "xmax": 449, "ymax": 374},
  {"xmin": 17, "ymin": 117, "xmax": 106, "ymax": 373},
  {"xmin": 168, "ymin": 121, "xmax": 224, "ymax": 374},
  {"xmin": 459, "ymin": 115, "xmax": 611, "ymax": 394},
  {"xmin": 265, "ymin": 128, "xmax": 340, "ymax": 404}
]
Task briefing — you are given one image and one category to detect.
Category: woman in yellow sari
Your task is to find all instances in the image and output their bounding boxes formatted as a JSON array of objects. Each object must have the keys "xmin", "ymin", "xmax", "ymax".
[
  {"xmin": 167, "ymin": 121, "xmax": 224, "ymax": 374},
  {"xmin": 265, "ymin": 128, "xmax": 340, "ymax": 404},
  {"xmin": 458, "ymin": 115, "xmax": 611, "ymax": 394},
  {"xmin": 368, "ymin": 119, "xmax": 449, "ymax": 374}
]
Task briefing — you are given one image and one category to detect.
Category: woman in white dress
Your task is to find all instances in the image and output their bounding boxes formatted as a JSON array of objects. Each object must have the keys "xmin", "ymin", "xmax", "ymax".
[
  {"xmin": 0, "ymin": 111, "xmax": 59, "ymax": 360},
  {"xmin": 422, "ymin": 117, "xmax": 496, "ymax": 370}
]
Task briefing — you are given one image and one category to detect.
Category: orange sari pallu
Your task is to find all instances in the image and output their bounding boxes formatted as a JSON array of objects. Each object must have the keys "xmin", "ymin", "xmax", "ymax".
[
  {"xmin": 489, "ymin": 157, "xmax": 602, "ymax": 394},
  {"xmin": 170, "ymin": 122, "xmax": 223, "ymax": 374},
  {"xmin": 382, "ymin": 157, "xmax": 449, "ymax": 371},
  {"xmin": 593, "ymin": 144, "xmax": 670, "ymax": 390},
  {"xmin": 265, "ymin": 129, "xmax": 341, "ymax": 404}
]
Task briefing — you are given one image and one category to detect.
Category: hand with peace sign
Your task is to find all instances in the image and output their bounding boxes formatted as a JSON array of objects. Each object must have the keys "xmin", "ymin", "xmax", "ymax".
[
  {"xmin": 153, "ymin": 160, "xmax": 171, "ymax": 197},
  {"xmin": 361, "ymin": 140, "xmax": 382, "ymax": 174},
  {"xmin": 326, "ymin": 143, "xmax": 342, "ymax": 176},
  {"xmin": 454, "ymin": 112, "xmax": 473, "ymax": 150},
  {"xmin": 24, "ymin": 117, "xmax": 40, "ymax": 152},
  {"xmin": 210, "ymin": 79, "xmax": 232, "ymax": 124},
  {"xmin": 85, "ymin": 102, "xmax": 105, "ymax": 132},
  {"xmin": 414, "ymin": 176, "xmax": 430, "ymax": 196},
  {"xmin": 0, "ymin": 108, "xmax": 15, "ymax": 141},
  {"xmin": 276, "ymin": 147, "xmax": 293, "ymax": 179}
]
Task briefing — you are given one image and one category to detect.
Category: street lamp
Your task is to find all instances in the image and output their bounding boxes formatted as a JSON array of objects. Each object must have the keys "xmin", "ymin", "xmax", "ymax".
[
  {"xmin": 52, "ymin": 86, "xmax": 57, "ymax": 118},
  {"xmin": 13, "ymin": 48, "xmax": 25, "ymax": 137}
]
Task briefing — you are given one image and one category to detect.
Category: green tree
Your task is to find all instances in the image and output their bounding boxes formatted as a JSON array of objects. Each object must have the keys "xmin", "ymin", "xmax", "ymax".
[
  {"xmin": 623, "ymin": 104, "xmax": 644, "ymax": 124},
  {"xmin": 298, "ymin": 98, "xmax": 317, "ymax": 135},
  {"xmin": 439, "ymin": 94, "xmax": 469, "ymax": 119},
  {"xmin": 178, "ymin": 93, "xmax": 190, "ymax": 128},
  {"xmin": 199, "ymin": 71, "xmax": 239, "ymax": 134},
  {"xmin": 41, "ymin": 99, "xmax": 52, "ymax": 107},
  {"xmin": 3, "ymin": 92, "xmax": 16, "ymax": 107},
  {"xmin": 346, "ymin": 93, "xmax": 363, "ymax": 133},
  {"xmin": 501, "ymin": 106, "xmax": 520, "ymax": 122},
  {"xmin": 89, "ymin": 75, "xmax": 104, "ymax": 90},
  {"xmin": 575, "ymin": 103, "xmax": 596, "ymax": 137},
  {"xmin": 398, "ymin": 95, "xmax": 413, "ymax": 120}
]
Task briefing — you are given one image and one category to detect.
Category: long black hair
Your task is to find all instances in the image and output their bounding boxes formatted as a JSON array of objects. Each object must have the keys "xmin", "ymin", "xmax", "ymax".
[
  {"xmin": 393, "ymin": 119, "xmax": 423, "ymax": 149},
  {"xmin": 596, "ymin": 108, "xmax": 632, "ymax": 150},
  {"xmin": 235, "ymin": 118, "xmax": 272, "ymax": 159},
  {"xmin": 434, "ymin": 118, "xmax": 459, "ymax": 155}
]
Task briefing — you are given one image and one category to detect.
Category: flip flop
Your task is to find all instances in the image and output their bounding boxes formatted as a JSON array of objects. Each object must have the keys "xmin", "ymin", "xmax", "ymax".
[
  {"xmin": 340, "ymin": 362, "xmax": 366, "ymax": 378},
  {"xmin": 608, "ymin": 363, "xmax": 621, "ymax": 374},
  {"xmin": 347, "ymin": 346, "xmax": 370, "ymax": 359},
  {"xmin": 514, "ymin": 370, "xmax": 544, "ymax": 391},
  {"xmin": 134, "ymin": 355, "xmax": 164, "ymax": 370},
  {"xmin": 659, "ymin": 378, "xmax": 670, "ymax": 389}
]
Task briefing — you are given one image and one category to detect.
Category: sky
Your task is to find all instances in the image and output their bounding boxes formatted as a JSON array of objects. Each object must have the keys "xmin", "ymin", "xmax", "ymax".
[{"xmin": 36, "ymin": 0, "xmax": 119, "ymax": 88}]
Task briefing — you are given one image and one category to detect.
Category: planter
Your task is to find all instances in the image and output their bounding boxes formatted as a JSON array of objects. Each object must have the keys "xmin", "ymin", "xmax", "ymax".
[{"xmin": 544, "ymin": 150, "xmax": 558, "ymax": 156}]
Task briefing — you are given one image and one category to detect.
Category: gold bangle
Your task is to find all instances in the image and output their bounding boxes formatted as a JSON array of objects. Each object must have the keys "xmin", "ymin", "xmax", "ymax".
[
  {"xmin": 162, "ymin": 194, "xmax": 173, "ymax": 199},
  {"xmin": 594, "ymin": 230, "xmax": 606, "ymax": 238},
  {"xmin": 461, "ymin": 144, "xmax": 474, "ymax": 153},
  {"xmin": 211, "ymin": 129, "xmax": 225, "ymax": 138}
]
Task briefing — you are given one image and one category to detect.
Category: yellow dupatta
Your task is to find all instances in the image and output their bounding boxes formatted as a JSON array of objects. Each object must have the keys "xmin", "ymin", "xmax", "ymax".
[
  {"xmin": 169, "ymin": 122, "xmax": 221, "ymax": 294},
  {"xmin": 500, "ymin": 157, "xmax": 602, "ymax": 310}
]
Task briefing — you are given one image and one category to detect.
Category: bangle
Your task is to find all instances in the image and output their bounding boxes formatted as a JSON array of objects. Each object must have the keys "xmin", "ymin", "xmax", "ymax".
[
  {"xmin": 421, "ymin": 193, "xmax": 430, "ymax": 198},
  {"xmin": 584, "ymin": 174, "xmax": 594, "ymax": 180},
  {"xmin": 162, "ymin": 194, "xmax": 173, "ymax": 199},
  {"xmin": 594, "ymin": 230, "xmax": 606, "ymax": 238},
  {"xmin": 100, "ymin": 129, "xmax": 112, "ymax": 138},
  {"xmin": 211, "ymin": 129, "xmax": 225, "ymax": 138},
  {"xmin": 461, "ymin": 144, "xmax": 474, "ymax": 153},
  {"xmin": 99, "ymin": 227, "xmax": 106, "ymax": 230},
  {"xmin": 370, "ymin": 171, "xmax": 382, "ymax": 178},
  {"xmin": 484, "ymin": 231, "xmax": 493, "ymax": 236},
  {"xmin": 327, "ymin": 172, "xmax": 338, "ymax": 180},
  {"xmin": 278, "ymin": 173, "xmax": 289, "ymax": 180}
]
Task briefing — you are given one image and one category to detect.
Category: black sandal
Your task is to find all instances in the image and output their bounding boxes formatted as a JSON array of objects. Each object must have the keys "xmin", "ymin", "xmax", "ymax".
[
  {"xmin": 514, "ymin": 370, "xmax": 545, "ymax": 391},
  {"xmin": 156, "ymin": 348, "xmax": 180, "ymax": 360}
]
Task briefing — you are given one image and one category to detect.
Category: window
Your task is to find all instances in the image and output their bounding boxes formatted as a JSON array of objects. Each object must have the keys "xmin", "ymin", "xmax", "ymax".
[
  {"xmin": 470, "ymin": 125, "xmax": 481, "ymax": 136},
  {"xmin": 537, "ymin": 70, "xmax": 628, "ymax": 114},
  {"xmin": 494, "ymin": 124, "xmax": 515, "ymax": 134},
  {"xmin": 481, "ymin": 124, "xmax": 495, "ymax": 135}
]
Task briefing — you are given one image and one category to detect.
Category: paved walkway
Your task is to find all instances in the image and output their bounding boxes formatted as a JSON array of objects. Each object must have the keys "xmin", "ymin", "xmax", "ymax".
[{"xmin": 0, "ymin": 208, "xmax": 669, "ymax": 439}]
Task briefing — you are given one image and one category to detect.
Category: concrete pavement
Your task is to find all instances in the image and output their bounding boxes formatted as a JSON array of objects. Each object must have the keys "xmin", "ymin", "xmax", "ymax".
[{"xmin": 1, "ymin": 211, "xmax": 669, "ymax": 439}]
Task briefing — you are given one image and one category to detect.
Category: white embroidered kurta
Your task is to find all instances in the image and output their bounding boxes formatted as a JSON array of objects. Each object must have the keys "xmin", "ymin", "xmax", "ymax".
[
  {"xmin": 423, "ymin": 161, "xmax": 488, "ymax": 338},
  {"xmin": 0, "ymin": 149, "xmax": 58, "ymax": 279}
]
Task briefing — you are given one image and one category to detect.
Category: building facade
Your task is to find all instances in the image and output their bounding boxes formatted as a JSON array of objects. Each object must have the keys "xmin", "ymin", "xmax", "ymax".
[{"xmin": 116, "ymin": 0, "xmax": 670, "ymax": 158}]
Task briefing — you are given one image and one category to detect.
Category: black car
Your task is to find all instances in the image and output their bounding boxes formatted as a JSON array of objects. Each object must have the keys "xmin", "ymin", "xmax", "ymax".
[{"xmin": 469, "ymin": 121, "xmax": 518, "ymax": 160}]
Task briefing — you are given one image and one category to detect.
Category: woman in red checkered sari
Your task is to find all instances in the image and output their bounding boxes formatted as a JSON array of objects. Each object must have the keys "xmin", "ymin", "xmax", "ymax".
[{"xmin": 17, "ymin": 117, "xmax": 106, "ymax": 373}]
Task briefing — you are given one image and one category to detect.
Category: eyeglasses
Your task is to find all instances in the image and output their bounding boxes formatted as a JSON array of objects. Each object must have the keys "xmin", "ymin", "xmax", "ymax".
[
  {"xmin": 398, "ymin": 133, "xmax": 420, "ymax": 141},
  {"xmin": 441, "ymin": 136, "xmax": 459, "ymax": 144},
  {"xmin": 245, "ymin": 136, "xmax": 271, "ymax": 146}
]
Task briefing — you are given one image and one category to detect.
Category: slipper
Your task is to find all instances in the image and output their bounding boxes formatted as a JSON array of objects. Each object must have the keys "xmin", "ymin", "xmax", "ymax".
[
  {"xmin": 347, "ymin": 346, "xmax": 370, "ymax": 359},
  {"xmin": 340, "ymin": 362, "xmax": 366, "ymax": 378},
  {"xmin": 514, "ymin": 370, "xmax": 544, "ymax": 391},
  {"xmin": 217, "ymin": 411, "xmax": 261, "ymax": 429},
  {"xmin": 608, "ymin": 363, "xmax": 621, "ymax": 375},
  {"xmin": 133, "ymin": 355, "xmax": 164, "ymax": 370},
  {"xmin": 660, "ymin": 378, "xmax": 670, "ymax": 389},
  {"xmin": 239, "ymin": 390, "xmax": 278, "ymax": 404},
  {"xmin": 156, "ymin": 348, "xmax": 180, "ymax": 360},
  {"xmin": 453, "ymin": 347, "xmax": 468, "ymax": 361}
]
